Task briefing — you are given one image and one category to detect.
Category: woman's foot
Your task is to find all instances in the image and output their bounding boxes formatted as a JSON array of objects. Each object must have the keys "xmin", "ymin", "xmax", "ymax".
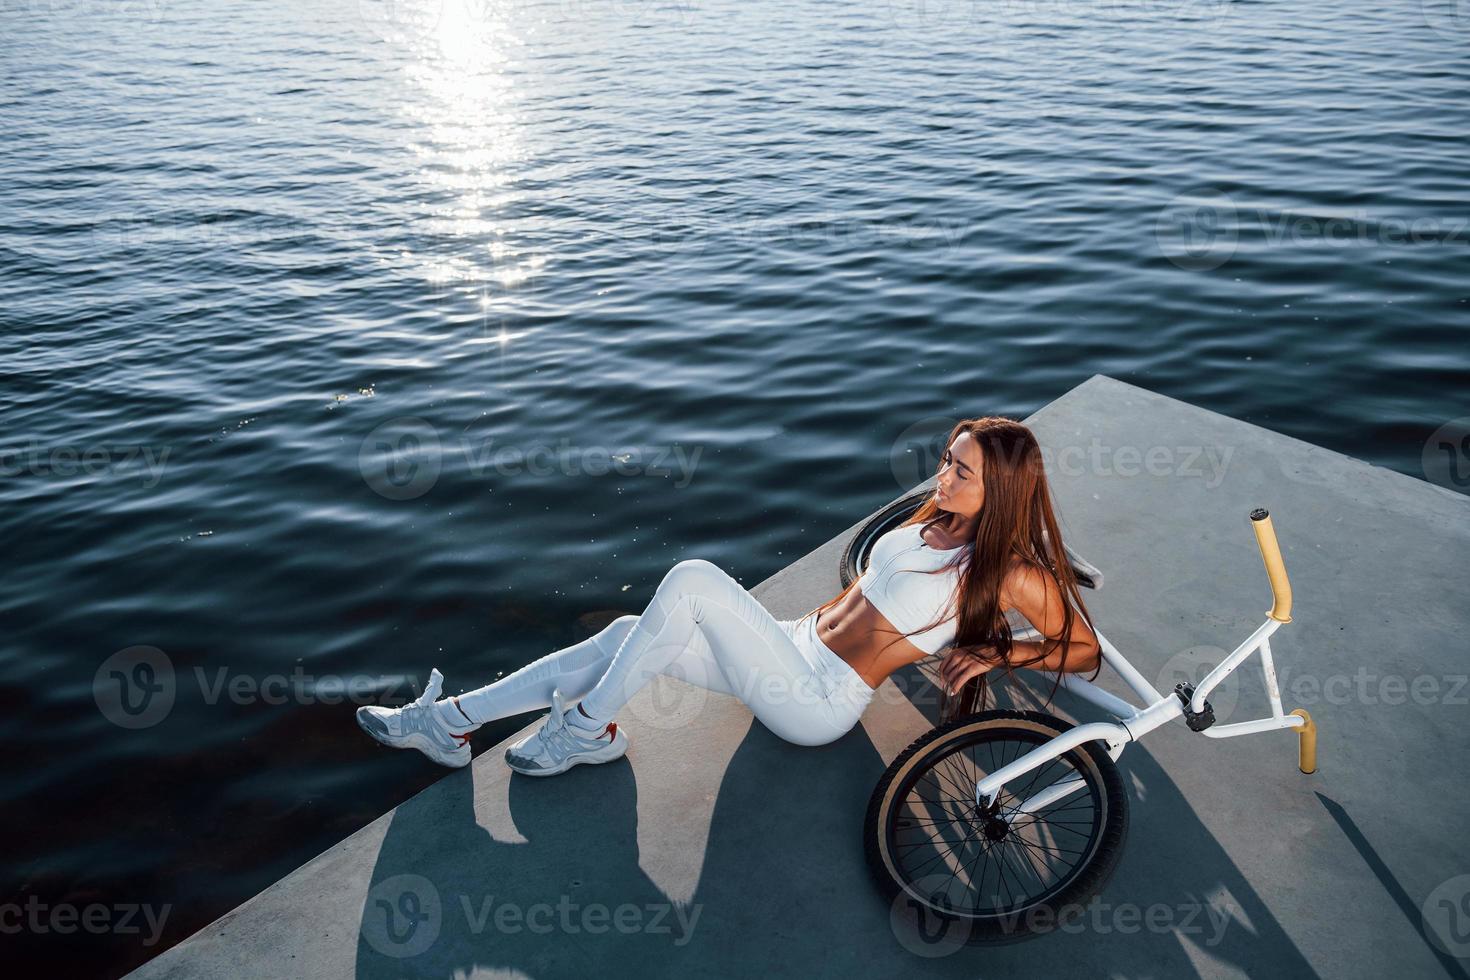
[
  {"xmin": 356, "ymin": 668, "xmax": 475, "ymax": 768},
  {"xmin": 504, "ymin": 688, "xmax": 628, "ymax": 776}
]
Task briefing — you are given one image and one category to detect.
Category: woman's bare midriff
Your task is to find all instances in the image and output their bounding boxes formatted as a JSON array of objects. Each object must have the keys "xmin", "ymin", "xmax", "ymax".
[
  {"xmin": 817, "ymin": 520, "xmax": 976, "ymax": 690},
  {"xmin": 814, "ymin": 587, "xmax": 928, "ymax": 691},
  {"xmin": 815, "ymin": 519, "xmax": 969, "ymax": 689}
]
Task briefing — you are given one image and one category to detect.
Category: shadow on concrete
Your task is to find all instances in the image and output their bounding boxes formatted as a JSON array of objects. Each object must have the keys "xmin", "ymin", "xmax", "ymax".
[
  {"xmin": 356, "ymin": 663, "xmax": 1317, "ymax": 977},
  {"xmin": 1317, "ymin": 793, "xmax": 1467, "ymax": 980},
  {"xmin": 354, "ymin": 751, "xmax": 703, "ymax": 977}
]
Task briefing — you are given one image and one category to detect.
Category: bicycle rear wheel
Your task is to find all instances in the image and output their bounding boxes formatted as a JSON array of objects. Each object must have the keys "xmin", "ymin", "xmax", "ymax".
[{"xmin": 865, "ymin": 709, "xmax": 1128, "ymax": 943}]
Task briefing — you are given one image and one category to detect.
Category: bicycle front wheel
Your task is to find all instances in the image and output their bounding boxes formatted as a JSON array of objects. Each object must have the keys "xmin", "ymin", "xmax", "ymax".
[{"xmin": 865, "ymin": 709, "xmax": 1128, "ymax": 943}]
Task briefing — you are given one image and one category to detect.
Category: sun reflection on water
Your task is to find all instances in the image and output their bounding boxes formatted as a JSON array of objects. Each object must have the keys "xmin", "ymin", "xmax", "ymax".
[{"xmin": 386, "ymin": 0, "xmax": 548, "ymax": 355}]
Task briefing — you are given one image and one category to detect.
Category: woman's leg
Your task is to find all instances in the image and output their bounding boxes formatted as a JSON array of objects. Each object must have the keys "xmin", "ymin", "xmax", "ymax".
[
  {"xmin": 449, "ymin": 609, "xmax": 742, "ymax": 728},
  {"xmin": 359, "ymin": 614, "xmax": 713, "ymax": 770},
  {"xmin": 575, "ymin": 558, "xmax": 851, "ymax": 747},
  {"xmin": 358, "ymin": 559, "xmax": 852, "ymax": 770}
]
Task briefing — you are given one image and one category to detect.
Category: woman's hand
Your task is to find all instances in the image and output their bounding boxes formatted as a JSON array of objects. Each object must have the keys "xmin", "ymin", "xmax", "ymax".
[{"xmin": 939, "ymin": 645, "xmax": 996, "ymax": 696}]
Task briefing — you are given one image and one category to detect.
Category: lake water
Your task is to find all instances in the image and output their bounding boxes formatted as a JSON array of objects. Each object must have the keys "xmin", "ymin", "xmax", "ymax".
[{"xmin": 2, "ymin": 0, "xmax": 1467, "ymax": 973}]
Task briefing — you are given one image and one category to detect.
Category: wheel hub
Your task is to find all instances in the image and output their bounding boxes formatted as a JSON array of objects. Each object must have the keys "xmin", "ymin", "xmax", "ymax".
[{"xmin": 975, "ymin": 800, "xmax": 1010, "ymax": 841}]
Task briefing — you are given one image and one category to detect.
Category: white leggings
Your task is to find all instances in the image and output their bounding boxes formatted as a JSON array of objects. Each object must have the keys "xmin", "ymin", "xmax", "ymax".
[{"xmin": 453, "ymin": 559, "xmax": 876, "ymax": 747}]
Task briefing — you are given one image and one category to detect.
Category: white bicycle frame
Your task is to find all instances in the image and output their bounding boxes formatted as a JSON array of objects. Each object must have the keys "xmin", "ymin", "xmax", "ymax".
[{"xmin": 970, "ymin": 509, "xmax": 1318, "ymax": 818}]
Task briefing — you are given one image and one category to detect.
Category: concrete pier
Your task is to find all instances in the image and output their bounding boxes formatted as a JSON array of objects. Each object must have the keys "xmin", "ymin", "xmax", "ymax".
[{"xmin": 127, "ymin": 375, "xmax": 1470, "ymax": 979}]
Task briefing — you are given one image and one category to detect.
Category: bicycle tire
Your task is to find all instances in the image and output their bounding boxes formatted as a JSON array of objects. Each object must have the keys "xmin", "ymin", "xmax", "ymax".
[
  {"xmin": 840, "ymin": 488, "xmax": 933, "ymax": 589},
  {"xmin": 865, "ymin": 709, "xmax": 1129, "ymax": 943}
]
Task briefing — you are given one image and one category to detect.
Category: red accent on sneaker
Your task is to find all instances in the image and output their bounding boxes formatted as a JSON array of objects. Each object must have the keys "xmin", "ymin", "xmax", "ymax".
[
  {"xmin": 450, "ymin": 732, "xmax": 472, "ymax": 746},
  {"xmin": 603, "ymin": 722, "xmax": 618, "ymax": 742}
]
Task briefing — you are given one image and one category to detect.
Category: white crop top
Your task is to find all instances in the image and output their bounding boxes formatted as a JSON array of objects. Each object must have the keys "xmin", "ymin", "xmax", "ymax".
[{"xmin": 855, "ymin": 522, "xmax": 970, "ymax": 655}]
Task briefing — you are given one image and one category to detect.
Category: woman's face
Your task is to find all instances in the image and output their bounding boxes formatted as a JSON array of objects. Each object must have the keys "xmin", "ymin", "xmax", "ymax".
[{"xmin": 935, "ymin": 431, "xmax": 985, "ymax": 521}]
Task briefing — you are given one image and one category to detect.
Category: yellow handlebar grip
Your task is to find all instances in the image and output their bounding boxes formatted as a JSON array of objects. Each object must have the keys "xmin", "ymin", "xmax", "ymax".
[
  {"xmin": 1250, "ymin": 509, "xmax": 1293, "ymax": 623},
  {"xmin": 1290, "ymin": 708, "xmax": 1317, "ymax": 774}
]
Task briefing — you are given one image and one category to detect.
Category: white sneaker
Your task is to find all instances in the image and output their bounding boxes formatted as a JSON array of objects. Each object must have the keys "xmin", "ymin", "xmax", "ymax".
[
  {"xmin": 356, "ymin": 668, "xmax": 474, "ymax": 768},
  {"xmin": 504, "ymin": 688, "xmax": 628, "ymax": 777}
]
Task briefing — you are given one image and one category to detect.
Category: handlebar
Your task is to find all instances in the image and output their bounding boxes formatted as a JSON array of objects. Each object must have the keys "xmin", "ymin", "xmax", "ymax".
[{"xmin": 1249, "ymin": 509, "xmax": 1293, "ymax": 623}]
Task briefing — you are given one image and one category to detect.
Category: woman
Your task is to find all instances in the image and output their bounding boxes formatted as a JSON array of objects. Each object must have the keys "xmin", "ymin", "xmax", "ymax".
[{"xmin": 356, "ymin": 417, "xmax": 1102, "ymax": 776}]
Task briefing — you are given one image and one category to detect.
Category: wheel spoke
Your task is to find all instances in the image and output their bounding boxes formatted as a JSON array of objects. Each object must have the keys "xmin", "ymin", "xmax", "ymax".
[{"xmin": 901, "ymin": 822, "xmax": 986, "ymax": 879}]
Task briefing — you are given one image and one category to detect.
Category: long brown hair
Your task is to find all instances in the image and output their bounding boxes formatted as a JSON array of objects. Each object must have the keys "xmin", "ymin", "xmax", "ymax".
[{"xmin": 807, "ymin": 417, "xmax": 1100, "ymax": 723}]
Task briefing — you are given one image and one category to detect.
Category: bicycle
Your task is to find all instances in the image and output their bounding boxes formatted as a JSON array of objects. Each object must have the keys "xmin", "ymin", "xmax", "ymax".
[{"xmin": 862, "ymin": 506, "xmax": 1317, "ymax": 942}]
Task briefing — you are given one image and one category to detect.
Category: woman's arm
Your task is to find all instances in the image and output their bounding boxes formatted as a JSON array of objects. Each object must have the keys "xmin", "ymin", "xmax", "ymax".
[
  {"xmin": 938, "ymin": 563, "xmax": 1101, "ymax": 694},
  {"xmin": 1002, "ymin": 562, "xmax": 1100, "ymax": 674}
]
